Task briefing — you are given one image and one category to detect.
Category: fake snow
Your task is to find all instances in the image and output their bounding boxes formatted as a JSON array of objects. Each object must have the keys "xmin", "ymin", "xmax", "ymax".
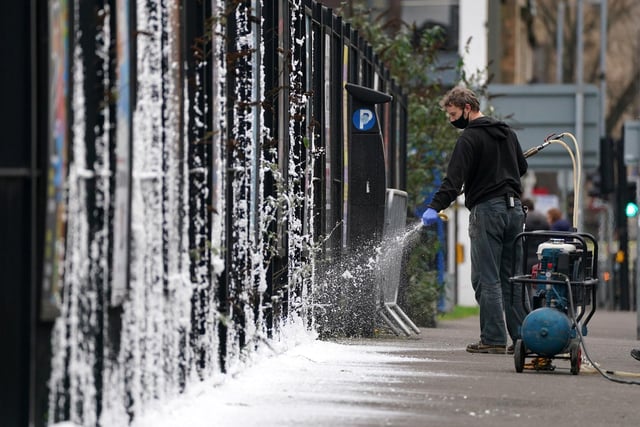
[{"xmin": 128, "ymin": 337, "xmax": 452, "ymax": 427}]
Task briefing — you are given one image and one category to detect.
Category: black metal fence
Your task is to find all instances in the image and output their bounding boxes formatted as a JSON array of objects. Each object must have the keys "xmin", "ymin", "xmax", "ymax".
[{"xmin": 0, "ymin": 0, "xmax": 407, "ymax": 425}]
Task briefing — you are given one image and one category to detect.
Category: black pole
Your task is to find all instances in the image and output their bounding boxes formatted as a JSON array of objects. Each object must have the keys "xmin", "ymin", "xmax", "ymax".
[
  {"xmin": 615, "ymin": 138, "xmax": 630, "ymax": 310},
  {"xmin": 0, "ymin": 1, "xmax": 40, "ymax": 425}
]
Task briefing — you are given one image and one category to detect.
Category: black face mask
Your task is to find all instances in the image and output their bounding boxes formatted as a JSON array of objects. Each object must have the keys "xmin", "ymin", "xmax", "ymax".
[{"xmin": 450, "ymin": 109, "xmax": 469, "ymax": 129}]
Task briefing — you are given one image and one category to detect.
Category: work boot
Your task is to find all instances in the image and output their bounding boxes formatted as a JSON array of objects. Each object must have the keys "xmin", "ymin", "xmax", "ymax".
[{"xmin": 466, "ymin": 341, "xmax": 506, "ymax": 354}]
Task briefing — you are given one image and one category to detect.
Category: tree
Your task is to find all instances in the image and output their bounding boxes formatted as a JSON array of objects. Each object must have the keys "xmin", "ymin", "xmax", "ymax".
[{"xmin": 533, "ymin": 0, "xmax": 640, "ymax": 137}]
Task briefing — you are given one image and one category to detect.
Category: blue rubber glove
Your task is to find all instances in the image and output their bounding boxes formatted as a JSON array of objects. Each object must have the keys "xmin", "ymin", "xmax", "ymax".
[{"xmin": 421, "ymin": 208, "xmax": 439, "ymax": 226}]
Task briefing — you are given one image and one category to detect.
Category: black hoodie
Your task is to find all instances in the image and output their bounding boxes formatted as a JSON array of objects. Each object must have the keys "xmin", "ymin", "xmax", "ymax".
[{"xmin": 428, "ymin": 116, "xmax": 528, "ymax": 212}]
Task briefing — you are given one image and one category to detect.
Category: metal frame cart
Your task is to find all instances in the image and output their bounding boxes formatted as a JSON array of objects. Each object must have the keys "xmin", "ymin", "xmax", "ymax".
[{"xmin": 509, "ymin": 230, "xmax": 599, "ymax": 374}]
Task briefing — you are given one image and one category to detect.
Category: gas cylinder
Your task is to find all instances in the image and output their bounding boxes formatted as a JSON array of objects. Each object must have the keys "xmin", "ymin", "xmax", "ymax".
[{"xmin": 521, "ymin": 307, "xmax": 572, "ymax": 356}]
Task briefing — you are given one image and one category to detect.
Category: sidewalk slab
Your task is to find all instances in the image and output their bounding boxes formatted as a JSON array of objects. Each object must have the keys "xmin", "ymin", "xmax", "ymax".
[{"xmin": 134, "ymin": 311, "xmax": 640, "ymax": 427}]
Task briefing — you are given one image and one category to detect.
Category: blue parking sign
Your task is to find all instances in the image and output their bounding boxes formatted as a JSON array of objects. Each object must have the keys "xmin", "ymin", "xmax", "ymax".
[{"xmin": 353, "ymin": 108, "xmax": 375, "ymax": 131}]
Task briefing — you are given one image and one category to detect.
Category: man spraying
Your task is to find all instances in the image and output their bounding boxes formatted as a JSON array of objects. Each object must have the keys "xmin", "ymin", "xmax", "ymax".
[{"xmin": 422, "ymin": 86, "xmax": 529, "ymax": 354}]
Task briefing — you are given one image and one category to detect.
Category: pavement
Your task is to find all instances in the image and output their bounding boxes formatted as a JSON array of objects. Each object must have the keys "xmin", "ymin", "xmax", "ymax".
[
  {"xmin": 206, "ymin": 309, "xmax": 640, "ymax": 427},
  {"xmin": 329, "ymin": 310, "xmax": 640, "ymax": 427},
  {"xmin": 137, "ymin": 309, "xmax": 640, "ymax": 427}
]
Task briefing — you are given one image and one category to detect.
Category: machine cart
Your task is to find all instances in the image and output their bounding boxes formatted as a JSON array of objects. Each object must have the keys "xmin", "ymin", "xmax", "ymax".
[{"xmin": 509, "ymin": 230, "xmax": 599, "ymax": 375}]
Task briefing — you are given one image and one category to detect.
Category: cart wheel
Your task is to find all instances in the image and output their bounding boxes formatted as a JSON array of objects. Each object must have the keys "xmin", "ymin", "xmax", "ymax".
[
  {"xmin": 514, "ymin": 339, "xmax": 525, "ymax": 373},
  {"xmin": 570, "ymin": 344, "xmax": 581, "ymax": 375}
]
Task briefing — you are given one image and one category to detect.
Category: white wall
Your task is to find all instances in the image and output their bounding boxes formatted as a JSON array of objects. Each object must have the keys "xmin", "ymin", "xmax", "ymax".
[
  {"xmin": 459, "ymin": 0, "xmax": 488, "ymax": 84},
  {"xmin": 447, "ymin": 196, "xmax": 475, "ymax": 306},
  {"xmin": 451, "ymin": 0, "xmax": 488, "ymax": 306}
]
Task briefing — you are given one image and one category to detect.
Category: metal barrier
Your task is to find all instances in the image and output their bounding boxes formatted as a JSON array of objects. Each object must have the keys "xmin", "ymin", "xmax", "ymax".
[{"xmin": 377, "ymin": 189, "xmax": 420, "ymax": 336}]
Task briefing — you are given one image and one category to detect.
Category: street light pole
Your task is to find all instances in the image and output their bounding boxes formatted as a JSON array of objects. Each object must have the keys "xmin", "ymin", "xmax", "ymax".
[
  {"xmin": 599, "ymin": 0, "xmax": 607, "ymax": 140},
  {"xmin": 575, "ymin": 0, "xmax": 584, "ymax": 232},
  {"xmin": 556, "ymin": 1, "xmax": 565, "ymax": 83}
]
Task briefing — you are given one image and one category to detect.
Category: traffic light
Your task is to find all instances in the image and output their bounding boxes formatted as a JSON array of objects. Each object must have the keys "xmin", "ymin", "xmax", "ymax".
[
  {"xmin": 625, "ymin": 181, "xmax": 638, "ymax": 218},
  {"xmin": 599, "ymin": 137, "xmax": 615, "ymax": 195}
]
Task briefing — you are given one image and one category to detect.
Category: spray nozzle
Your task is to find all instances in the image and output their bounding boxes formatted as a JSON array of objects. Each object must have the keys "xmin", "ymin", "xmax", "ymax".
[
  {"xmin": 524, "ymin": 132, "xmax": 567, "ymax": 158},
  {"xmin": 524, "ymin": 140, "xmax": 552, "ymax": 159}
]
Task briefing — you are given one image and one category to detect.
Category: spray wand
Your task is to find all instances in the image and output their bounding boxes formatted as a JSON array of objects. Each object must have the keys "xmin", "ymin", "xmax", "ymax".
[{"xmin": 523, "ymin": 140, "xmax": 552, "ymax": 158}]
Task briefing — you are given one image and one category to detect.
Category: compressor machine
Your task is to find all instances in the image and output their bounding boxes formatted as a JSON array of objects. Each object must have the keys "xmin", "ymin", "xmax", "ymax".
[
  {"xmin": 509, "ymin": 132, "xmax": 598, "ymax": 375},
  {"xmin": 510, "ymin": 231, "xmax": 598, "ymax": 374}
]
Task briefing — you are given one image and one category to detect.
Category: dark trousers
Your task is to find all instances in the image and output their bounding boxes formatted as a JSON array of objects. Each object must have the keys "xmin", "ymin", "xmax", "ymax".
[{"xmin": 469, "ymin": 196, "xmax": 528, "ymax": 345}]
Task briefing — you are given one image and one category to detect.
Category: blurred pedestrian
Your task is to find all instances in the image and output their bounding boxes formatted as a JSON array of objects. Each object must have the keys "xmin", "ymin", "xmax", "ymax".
[{"xmin": 547, "ymin": 207, "xmax": 571, "ymax": 231}]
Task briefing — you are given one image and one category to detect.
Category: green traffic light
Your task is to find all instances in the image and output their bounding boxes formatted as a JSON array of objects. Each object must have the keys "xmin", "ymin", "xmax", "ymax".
[{"xmin": 625, "ymin": 202, "xmax": 639, "ymax": 217}]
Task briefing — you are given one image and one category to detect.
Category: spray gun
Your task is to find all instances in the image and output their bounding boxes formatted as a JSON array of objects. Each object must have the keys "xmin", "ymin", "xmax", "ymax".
[
  {"xmin": 523, "ymin": 134, "xmax": 556, "ymax": 159},
  {"xmin": 523, "ymin": 141, "xmax": 551, "ymax": 159},
  {"xmin": 524, "ymin": 142, "xmax": 550, "ymax": 159}
]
